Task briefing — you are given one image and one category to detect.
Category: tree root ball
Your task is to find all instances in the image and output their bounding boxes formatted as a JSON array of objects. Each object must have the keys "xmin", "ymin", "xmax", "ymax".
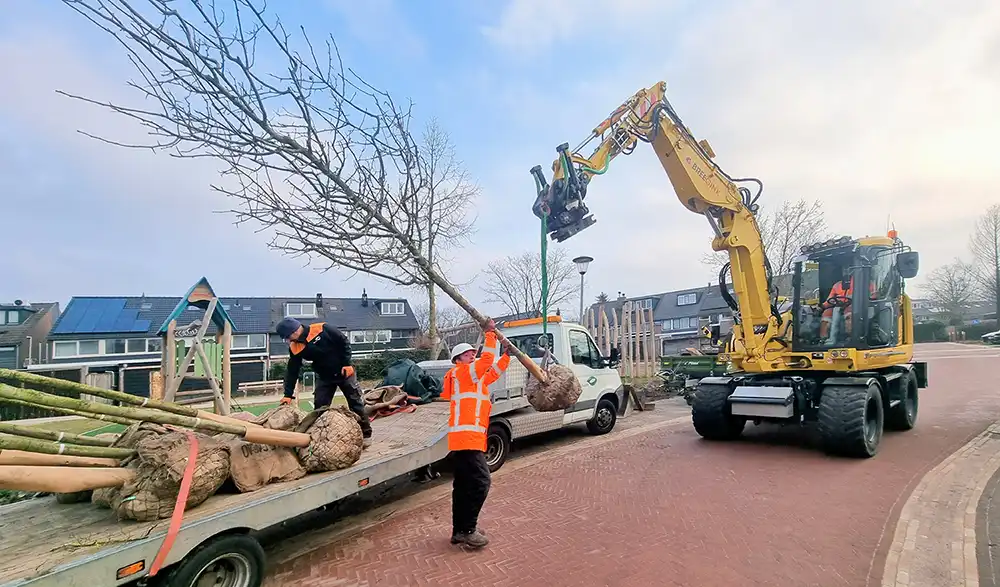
[
  {"xmin": 298, "ymin": 407, "xmax": 364, "ymax": 472},
  {"xmin": 525, "ymin": 364, "xmax": 583, "ymax": 412}
]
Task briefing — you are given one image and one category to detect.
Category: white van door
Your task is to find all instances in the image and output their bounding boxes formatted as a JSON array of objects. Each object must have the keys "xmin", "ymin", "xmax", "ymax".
[{"xmin": 565, "ymin": 328, "xmax": 615, "ymax": 423}]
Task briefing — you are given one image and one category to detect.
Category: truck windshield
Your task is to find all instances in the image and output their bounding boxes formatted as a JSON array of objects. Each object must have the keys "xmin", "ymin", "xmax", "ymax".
[{"xmin": 501, "ymin": 333, "xmax": 554, "ymax": 359}]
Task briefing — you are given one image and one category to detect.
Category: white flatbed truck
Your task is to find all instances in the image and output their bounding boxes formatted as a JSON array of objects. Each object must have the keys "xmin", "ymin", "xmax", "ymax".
[{"xmin": 0, "ymin": 317, "xmax": 625, "ymax": 587}]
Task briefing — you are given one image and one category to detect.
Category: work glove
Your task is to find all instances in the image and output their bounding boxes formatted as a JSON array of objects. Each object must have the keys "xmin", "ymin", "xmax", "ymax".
[
  {"xmin": 501, "ymin": 340, "xmax": 513, "ymax": 355},
  {"xmin": 342, "ymin": 365, "xmax": 355, "ymax": 378},
  {"xmin": 483, "ymin": 317, "xmax": 496, "ymax": 332},
  {"xmin": 280, "ymin": 396, "xmax": 294, "ymax": 406}
]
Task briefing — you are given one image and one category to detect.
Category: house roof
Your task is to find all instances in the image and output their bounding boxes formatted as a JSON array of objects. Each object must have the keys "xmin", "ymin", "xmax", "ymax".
[
  {"xmin": 0, "ymin": 302, "xmax": 58, "ymax": 345},
  {"xmin": 589, "ymin": 284, "xmax": 732, "ymax": 323},
  {"xmin": 50, "ymin": 293, "xmax": 419, "ymax": 337},
  {"xmin": 52, "ymin": 296, "xmax": 273, "ymax": 337}
]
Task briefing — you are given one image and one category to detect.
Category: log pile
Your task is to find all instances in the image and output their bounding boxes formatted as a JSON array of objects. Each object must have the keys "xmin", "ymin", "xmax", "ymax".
[{"xmin": 0, "ymin": 369, "xmax": 368, "ymax": 521}]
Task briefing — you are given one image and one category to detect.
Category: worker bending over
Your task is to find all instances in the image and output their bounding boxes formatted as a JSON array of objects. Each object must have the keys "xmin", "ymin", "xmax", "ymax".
[
  {"xmin": 442, "ymin": 319, "xmax": 511, "ymax": 548},
  {"xmin": 276, "ymin": 317, "xmax": 372, "ymax": 447}
]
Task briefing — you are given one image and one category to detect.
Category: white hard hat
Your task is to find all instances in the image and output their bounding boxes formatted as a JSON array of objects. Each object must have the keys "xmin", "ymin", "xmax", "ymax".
[{"xmin": 450, "ymin": 343, "xmax": 475, "ymax": 362}]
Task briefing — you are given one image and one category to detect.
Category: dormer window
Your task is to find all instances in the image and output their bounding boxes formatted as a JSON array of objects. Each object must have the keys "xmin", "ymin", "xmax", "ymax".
[
  {"xmin": 677, "ymin": 293, "xmax": 697, "ymax": 306},
  {"xmin": 286, "ymin": 302, "xmax": 316, "ymax": 318},
  {"xmin": 381, "ymin": 302, "xmax": 404, "ymax": 315}
]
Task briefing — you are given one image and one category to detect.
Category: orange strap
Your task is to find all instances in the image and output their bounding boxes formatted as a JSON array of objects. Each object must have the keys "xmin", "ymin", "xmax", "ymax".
[{"xmin": 147, "ymin": 430, "xmax": 199, "ymax": 577}]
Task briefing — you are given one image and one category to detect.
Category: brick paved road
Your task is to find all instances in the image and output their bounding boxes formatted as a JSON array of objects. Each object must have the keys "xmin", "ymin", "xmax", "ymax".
[{"xmin": 266, "ymin": 343, "xmax": 1000, "ymax": 587}]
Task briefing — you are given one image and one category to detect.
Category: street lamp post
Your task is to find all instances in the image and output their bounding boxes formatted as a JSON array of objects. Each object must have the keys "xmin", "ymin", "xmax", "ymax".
[{"xmin": 573, "ymin": 255, "xmax": 594, "ymax": 324}]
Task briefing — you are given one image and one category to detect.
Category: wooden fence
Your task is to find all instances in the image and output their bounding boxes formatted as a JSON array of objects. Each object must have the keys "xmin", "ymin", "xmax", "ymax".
[{"xmin": 585, "ymin": 303, "xmax": 660, "ymax": 379}]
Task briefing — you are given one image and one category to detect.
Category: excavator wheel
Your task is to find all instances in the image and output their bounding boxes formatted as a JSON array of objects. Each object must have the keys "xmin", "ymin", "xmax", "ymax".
[
  {"xmin": 691, "ymin": 383, "xmax": 746, "ymax": 441},
  {"xmin": 885, "ymin": 371, "xmax": 919, "ymax": 431},
  {"xmin": 817, "ymin": 382, "xmax": 884, "ymax": 458}
]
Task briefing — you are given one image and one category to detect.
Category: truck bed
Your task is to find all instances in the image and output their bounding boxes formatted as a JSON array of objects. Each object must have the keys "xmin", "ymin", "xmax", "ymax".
[{"xmin": 0, "ymin": 402, "xmax": 450, "ymax": 587}]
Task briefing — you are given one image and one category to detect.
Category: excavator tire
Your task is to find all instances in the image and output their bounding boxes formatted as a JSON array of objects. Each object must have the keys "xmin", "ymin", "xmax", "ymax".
[
  {"xmin": 818, "ymin": 382, "xmax": 884, "ymax": 458},
  {"xmin": 692, "ymin": 383, "xmax": 746, "ymax": 441},
  {"xmin": 885, "ymin": 371, "xmax": 919, "ymax": 431}
]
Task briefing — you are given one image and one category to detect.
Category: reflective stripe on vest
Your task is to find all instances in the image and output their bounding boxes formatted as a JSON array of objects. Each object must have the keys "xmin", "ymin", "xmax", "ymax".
[{"xmin": 450, "ymin": 364, "xmax": 488, "ymax": 435}]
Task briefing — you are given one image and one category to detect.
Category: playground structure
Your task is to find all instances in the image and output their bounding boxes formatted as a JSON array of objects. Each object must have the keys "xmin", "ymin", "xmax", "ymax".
[
  {"xmin": 153, "ymin": 277, "xmax": 235, "ymax": 415},
  {"xmin": 585, "ymin": 302, "xmax": 659, "ymax": 379}
]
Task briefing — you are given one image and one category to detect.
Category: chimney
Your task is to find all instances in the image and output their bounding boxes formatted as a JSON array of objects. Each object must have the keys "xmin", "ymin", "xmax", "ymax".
[
  {"xmin": 361, "ymin": 289, "xmax": 369, "ymax": 307},
  {"xmin": 617, "ymin": 291, "xmax": 626, "ymax": 301},
  {"xmin": 316, "ymin": 293, "xmax": 323, "ymax": 308}
]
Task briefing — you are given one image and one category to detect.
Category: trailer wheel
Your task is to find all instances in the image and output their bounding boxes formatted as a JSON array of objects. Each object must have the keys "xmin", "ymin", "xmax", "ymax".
[
  {"xmin": 159, "ymin": 533, "xmax": 265, "ymax": 587},
  {"xmin": 885, "ymin": 372, "xmax": 919, "ymax": 431},
  {"xmin": 691, "ymin": 383, "xmax": 745, "ymax": 440},
  {"xmin": 818, "ymin": 383, "xmax": 884, "ymax": 458},
  {"xmin": 586, "ymin": 398, "xmax": 618, "ymax": 435},
  {"xmin": 485, "ymin": 423, "xmax": 510, "ymax": 473}
]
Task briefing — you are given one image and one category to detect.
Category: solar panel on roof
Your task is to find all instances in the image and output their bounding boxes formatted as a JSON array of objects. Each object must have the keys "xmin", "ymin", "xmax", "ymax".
[
  {"xmin": 91, "ymin": 299, "xmax": 127, "ymax": 333},
  {"xmin": 54, "ymin": 298, "xmax": 92, "ymax": 333}
]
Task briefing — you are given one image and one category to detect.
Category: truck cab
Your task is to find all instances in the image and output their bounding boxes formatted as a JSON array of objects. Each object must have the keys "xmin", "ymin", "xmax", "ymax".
[{"xmin": 418, "ymin": 316, "xmax": 626, "ymax": 471}]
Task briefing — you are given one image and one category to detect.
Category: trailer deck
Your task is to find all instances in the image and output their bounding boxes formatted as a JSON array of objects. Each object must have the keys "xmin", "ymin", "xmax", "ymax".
[{"xmin": 0, "ymin": 402, "xmax": 450, "ymax": 587}]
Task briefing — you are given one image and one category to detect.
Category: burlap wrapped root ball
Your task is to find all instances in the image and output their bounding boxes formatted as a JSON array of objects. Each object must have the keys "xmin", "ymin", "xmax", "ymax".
[
  {"xmin": 525, "ymin": 364, "xmax": 582, "ymax": 411},
  {"xmin": 253, "ymin": 404, "xmax": 306, "ymax": 431},
  {"xmin": 92, "ymin": 422, "xmax": 169, "ymax": 509},
  {"xmin": 114, "ymin": 431, "xmax": 230, "ymax": 522},
  {"xmin": 297, "ymin": 407, "xmax": 364, "ymax": 472}
]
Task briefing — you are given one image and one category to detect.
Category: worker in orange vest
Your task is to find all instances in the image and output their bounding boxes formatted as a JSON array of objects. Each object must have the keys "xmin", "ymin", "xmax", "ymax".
[
  {"xmin": 820, "ymin": 267, "xmax": 877, "ymax": 341},
  {"xmin": 441, "ymin": 318, "xmax": 511, "ymax": 548}
]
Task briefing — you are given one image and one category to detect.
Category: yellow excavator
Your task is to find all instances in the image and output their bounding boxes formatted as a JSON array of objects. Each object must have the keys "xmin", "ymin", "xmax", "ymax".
[{"xmin": 530, "ymin": 81, "xmax": 927, "ymax": 458}]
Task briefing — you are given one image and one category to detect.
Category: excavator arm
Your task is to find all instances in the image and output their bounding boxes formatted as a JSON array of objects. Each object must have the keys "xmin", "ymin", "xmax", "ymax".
[{"xmin": 530, "ymin": 81, "xmax": 781, "ymax": 363}]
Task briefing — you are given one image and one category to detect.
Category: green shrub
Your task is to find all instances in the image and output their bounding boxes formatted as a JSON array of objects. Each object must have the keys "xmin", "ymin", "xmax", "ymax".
[{"xmin": 913, "ymin": 321, "xmax": 947, "ymax": 343}]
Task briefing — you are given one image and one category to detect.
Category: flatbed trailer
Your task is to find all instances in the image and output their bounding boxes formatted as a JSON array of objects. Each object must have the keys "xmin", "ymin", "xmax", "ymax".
[{"xmin": 0, "ymin": 403, "xmax": 451, "ymax": 587}]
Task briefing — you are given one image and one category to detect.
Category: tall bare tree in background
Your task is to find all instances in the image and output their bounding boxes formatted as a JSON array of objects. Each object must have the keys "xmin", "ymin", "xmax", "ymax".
[
  {"xmin": 970, "ymin": 204, "xmax": 1000, "ymax": 321},
  {"xmin": 413, "ymin": 119, "xmax": 478, "ymax": 356},
  {"xmin": 482, "ymin": 248, "xmax": 576, "ymax": 317},
  {"xmin": 925, "ymin": 259, "xmax": 979, "ymax": 325},
  {"xmin": 703, "ymin": 198, "xmax": 829, "ymax": 279},
  {"xmin": 59, "ymin": 0, "xmax": 495, "ymax": 330}
]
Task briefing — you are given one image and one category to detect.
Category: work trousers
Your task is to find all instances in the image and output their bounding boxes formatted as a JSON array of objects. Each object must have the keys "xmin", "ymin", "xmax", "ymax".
[
  {"xmin": 314, "ymin": 374, "xmax": 372, "ymax": 438},
  {"xmin": 451, "ymin": 449, "xmax": 491, "ymax": 535}
]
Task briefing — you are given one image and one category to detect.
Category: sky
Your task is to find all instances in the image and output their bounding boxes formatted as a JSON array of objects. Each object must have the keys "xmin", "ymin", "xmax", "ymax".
[{"xmin": 2, "ymin": 0, "xmax": 999, "ymax": 318}]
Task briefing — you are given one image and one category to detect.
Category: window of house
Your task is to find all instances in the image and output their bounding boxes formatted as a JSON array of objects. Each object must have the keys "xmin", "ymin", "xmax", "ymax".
[
  {"xmin": 350, "ymin": 331, "xmax": 391, "ymax": 344},
  {"xmin": 391, "ymin": 330, "xmax": 410, "ymax": 339},
  {"xmin": 105, "ymin": 339, "xmax": 127, "ymax": 354},
  {"xmin": 677, "ymin": 293, "xmax": 697, "ymax": 306},
  {"xmin": 381, "ymin": 302, "xmax": 404, "ymax": 315},
  {"xmin": 140, "ymin": 303, "xmax": 153, "ymax": 311},
  {"xmin": 126, "ymin": 339, "xmax": 147, "ymax": 353},
  {"xmin": 146, "ymin": 338, "xmax": 162, "ymax": 353},
  {"xmin": 232, "ymin": 334, "xmax": 267, "ymax": 349},
  {"xmin": 636, "ymin": 298, "xmax": 653, "ymax": 310},
  {"xmin": 285, "ymin": 302, "xmax": 316, "ymax": 318},
  {"xmin": 376, "ymin": 330, "xmax": 391, "ymax": 343},
  {"xmin": 53, "ymin": 340, "xmax": 102, "ymax": 358}
]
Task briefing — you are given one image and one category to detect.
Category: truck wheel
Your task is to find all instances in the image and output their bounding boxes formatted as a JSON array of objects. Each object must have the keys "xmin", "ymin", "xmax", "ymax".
[
  {"xmin": 485, "ymin": 423, "xmax": 510, "ymax": 473},
  {"xmin": 818, "ymin": 383, "xmax": 884, "ymax": 458},
  {"xmin": 586, "ymin": 398, "xmax": 618, "ymax": 435},
  {"xmin": 158, "ymin": 533, "xmax": 265, "ymax": 587},
  {"xmin": 885, "ymin": 372, "xmax": 918, "ymax": 431},
  {"xmin": 691, "ymin": 383, "xmax": 746, "ymax": 440}
]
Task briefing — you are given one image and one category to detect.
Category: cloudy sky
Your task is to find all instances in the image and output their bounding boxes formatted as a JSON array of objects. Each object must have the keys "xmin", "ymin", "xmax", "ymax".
[{"xmin": 2, "ymin": 0, "xmax": 998, "ymax": 317}]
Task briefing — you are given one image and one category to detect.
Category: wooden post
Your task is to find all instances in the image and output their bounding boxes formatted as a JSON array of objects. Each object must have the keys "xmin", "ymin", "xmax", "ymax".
[
  {"xmin": 149, "ymin": 371, "xmax": 164, "ymax": 402},
  {"xmin": 163, "ymin": 319, "xmax": 177, "ymax": 401},
  {"xmin": 221, "ymin": 320, "xmax": 232, "ymax": 416}
]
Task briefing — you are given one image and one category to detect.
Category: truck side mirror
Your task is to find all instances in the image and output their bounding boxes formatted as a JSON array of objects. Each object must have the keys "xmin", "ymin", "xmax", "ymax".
[
  {"xmin": 607, "ymin": 347, "xmax": 621, "ymax": 367},
  {"xmin": 898, "ymin": 251, "xmax": 919, "ymax": 279}
]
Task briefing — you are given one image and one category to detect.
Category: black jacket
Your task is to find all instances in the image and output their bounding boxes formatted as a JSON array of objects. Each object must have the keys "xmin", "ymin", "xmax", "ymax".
[{"xmin": 283, "ymin": 322, "xmax": 352, "ymax": 397}]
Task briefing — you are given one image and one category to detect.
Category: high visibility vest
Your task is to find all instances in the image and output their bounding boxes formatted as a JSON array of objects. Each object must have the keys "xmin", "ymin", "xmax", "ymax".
[{"xmin": 441, "ymin": 331, "xmax": 511, "ymax": 452}]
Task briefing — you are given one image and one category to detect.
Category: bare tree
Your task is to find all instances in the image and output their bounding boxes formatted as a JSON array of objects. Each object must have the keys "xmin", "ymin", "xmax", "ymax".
[
  {"xmin": 702, "ymin": 198, "xmax": 829, "ymax": 278},
  {"xmin": 925, "ymin": 259, "xmax": 979, "ymax": 324},
  {"xmin": 412, "ymin": 119, "xmax": 479, "ymax": 356},
  {"xmin": 970, "ymin": 204, "xmax": 1000, "ymax": 320},
  {"xmin": 481, "ymin": 248, "xmax": 576, "ymax": 317},
  {"xmin": 412, "ymin": 302, "xmax": 469, "ymax": 335},
  {"xmin": 58, "ymin": 0, "xmax": 499, "ymax": 334}
]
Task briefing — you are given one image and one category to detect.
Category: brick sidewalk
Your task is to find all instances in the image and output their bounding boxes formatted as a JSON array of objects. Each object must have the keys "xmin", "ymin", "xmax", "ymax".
[{"xmin": 881, "ymin": 421, "xmax": 1000, "ymax": 587}]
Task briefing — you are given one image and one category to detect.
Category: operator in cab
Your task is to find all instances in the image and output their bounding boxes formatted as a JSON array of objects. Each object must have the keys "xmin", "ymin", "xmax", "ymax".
[
  {"xmin": 441, "ymin": 318, "xmax": 512, "ymax": 549},
  {"xmin": 275, "ymin": 317, "xmax": 372, "ymax": 447},
  {"xmin": 820, "ymin": 266, "xmax": 876, "ymax": 342}
]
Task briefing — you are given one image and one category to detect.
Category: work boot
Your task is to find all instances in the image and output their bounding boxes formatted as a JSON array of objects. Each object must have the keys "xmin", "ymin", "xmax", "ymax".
[
  {"xmin": 450, "ymin": 529, "xmax": 489, "ymax": 548},
  {"xmin": 362, "ymin": 435, "xmax": 372, "ymax": 449}
]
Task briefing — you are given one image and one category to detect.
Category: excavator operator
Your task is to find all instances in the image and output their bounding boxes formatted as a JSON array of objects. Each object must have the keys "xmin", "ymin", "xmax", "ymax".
[{"xmin": 819, "ymin": 266, "xmax": 875, "ymax": 343}]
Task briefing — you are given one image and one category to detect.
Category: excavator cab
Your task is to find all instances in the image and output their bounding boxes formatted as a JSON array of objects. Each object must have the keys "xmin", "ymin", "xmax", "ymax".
[{"xmin": 790, "ymin": 235, "xmax": 919, "ymax": 353}]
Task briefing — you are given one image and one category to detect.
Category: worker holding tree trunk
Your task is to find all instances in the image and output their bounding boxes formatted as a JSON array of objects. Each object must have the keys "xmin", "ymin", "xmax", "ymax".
[
  {"xmin": 442, "ymin": 318, "xmax": 512, "ymax": 548},
  {"xmin": 276, "ymin": 317, "xmax": 373, "ymax": 447}
]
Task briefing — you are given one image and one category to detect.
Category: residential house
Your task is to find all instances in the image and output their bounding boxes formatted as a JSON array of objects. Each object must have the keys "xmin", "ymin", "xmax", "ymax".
[
  {"xmin": 0, "ymin": 300, "xmax": 60, "ymax": 369},
  {"xmin": 267, "ymin": 291, "xmax": 420, "ymax": 359},
  {"xmin": 35, "ymin": 295, "xmax": 273, "ymax": 396}
]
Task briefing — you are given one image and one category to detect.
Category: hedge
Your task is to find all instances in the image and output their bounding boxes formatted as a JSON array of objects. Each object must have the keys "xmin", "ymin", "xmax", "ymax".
[{"xmin": 913, "ymin": 321, "xmax": 947, "ymax": 343}]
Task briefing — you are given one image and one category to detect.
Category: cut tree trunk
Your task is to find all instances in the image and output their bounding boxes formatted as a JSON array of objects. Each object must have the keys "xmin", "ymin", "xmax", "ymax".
[
  {"xmin": 0, "ymin": 434, "xmax": 135, "ymax": 459},
  {"xmin": 0, "ymin": 450, "xmax": 121, "ymax": 468},
  {"xmin": 0, "ymin": 466, "xmax": 136, "ymax": 493},
  {"xmin": 0, "ymin": 422, "xmax": 115, "ymax": 447}
]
